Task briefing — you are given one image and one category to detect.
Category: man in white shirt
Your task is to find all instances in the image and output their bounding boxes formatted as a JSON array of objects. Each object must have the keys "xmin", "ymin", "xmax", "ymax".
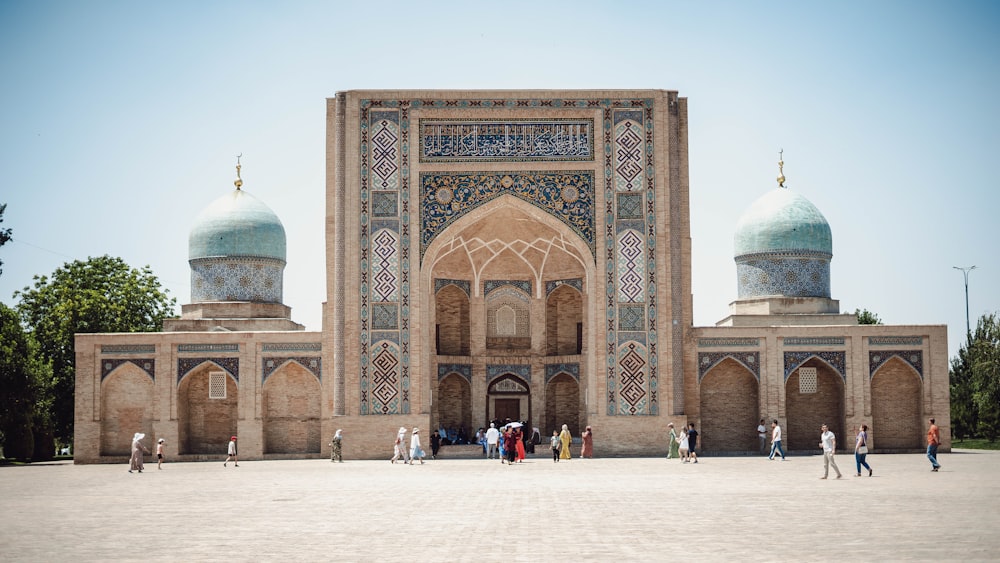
[
  {"xmin": 757, "ymin": 419, "xmax": 767, "ymax": 455},
  {"xmin": 819, "ymin": 424, "xmax": 842, "ymax": 479},
  {"xmin": 485, "ymin": 423, "xmax": 500, "ymax": 459},
  {"xmin": 768, "ymin": 420, "xmax": 786, "ymax": 460}
]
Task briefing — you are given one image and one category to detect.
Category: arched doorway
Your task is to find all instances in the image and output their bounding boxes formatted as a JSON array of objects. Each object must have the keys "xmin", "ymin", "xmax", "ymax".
[
  {"xmin": 699, "ymin": 358, "xmax": 759, "ymax": 453},
  {"xmin": 488, "ymin": 374, "xmax": 531, "ymax": 424},
  {"xmin": 100, "ymin": 363, "xmax": 155, "ymax": 456},
  {"xmin": 177, "ymin": 363, "xmax": 238, "ymax": 455},
  {"xmin": 262, "ymin": 360, "xmax": 321, "ymax": 454},
  {"xmin": 545, "ymin": 372, "xmax": 580, "ymax": 436},
  {"xmin": 546, "ymin": 284, "xmax": 583, "ymax": 356},
  {"xmin": 786, "ymin": 359, "xmax": 844, "ymax": 450},
  {"xmin": 871, "ymin": 356, "xmax": 922, "ymax": 450}
]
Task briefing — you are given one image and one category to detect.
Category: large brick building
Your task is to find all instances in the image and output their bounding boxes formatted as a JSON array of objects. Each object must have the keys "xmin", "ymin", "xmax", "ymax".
[{"xmin": 73, "ymin": 89, "xmax": 948, "ymax": 462}]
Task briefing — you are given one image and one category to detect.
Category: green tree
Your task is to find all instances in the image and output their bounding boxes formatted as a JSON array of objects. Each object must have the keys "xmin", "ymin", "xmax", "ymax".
[
  {"xmin": 854, "ymin": 308, "xmax": 882, "ymax": 325},
  {"xmin": 0, "ymin": 203, "xmax": 12, "ymax": 277},
  {"xmin": 950, "ymin": 343, "xmax": 977, "ymax": 441},
  {"xmin": 969, "ymin": 313, "xmax": 1000, "ymax": 441},
  {"xmin": 0, "ymin": 302, "xmax": 53, "ymax": 460},
  {"xmin": 15, "ymin": 255, "xmax": 176, "ymax": 444}
]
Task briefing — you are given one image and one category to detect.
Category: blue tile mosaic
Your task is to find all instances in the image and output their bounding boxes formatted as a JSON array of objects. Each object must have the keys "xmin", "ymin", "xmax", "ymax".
[{"xmin": 419, "ymin": 119, "xmax": 594, "ymax": 162}]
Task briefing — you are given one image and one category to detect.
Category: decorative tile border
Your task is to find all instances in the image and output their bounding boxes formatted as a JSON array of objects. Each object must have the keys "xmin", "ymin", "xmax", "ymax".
[
  {"xmin": 545, "ymin": 278, "xmax": 583, "ymax": 296},
  {"xmin": 261, "ymin": 343, "xmax": 322, "ymax": 352},
  {"xmin": 697, "ymin": 338, "xmax": 760, "ymax": 348},
  {"xmin": 869, "ymin": 336, "xmax": 923, "ymax": 347},
  {"xmin": 437, "ymin": 363, "xmax": 473, "ymax": 383},
  {"xmin": 486, "ymin": 364, "xmax": 531, "ymax": 383},
  {"xmin": 178, "ymin": 344, "xmax": 239, "ymax": 353},
  {"xmin": 101, "ymin": 359, "xmax": 155, "ymax": 382},
  {"xmin": 545, "ymin": 363, "xmax": 580, "ymax": 383},
  {"xmin": 784, "ymin": 337, "xmax": 845, "ymax": 346},
  {"xmin": 262, "ymin": 356, "xmax": 321, "ymax": 384},
  {"xmin": 484, "ymin": 280, "xmax": 532, "ymax": 297},
  {"xmin": 783, "ymin": 351, "xmax": 846, "ymax": 382},
  {"xmin": 101, "ymin": 344, "xmax": 155, "ymax": 355},
  {"xmin": 177, "ymin": 357, "xmax": 239, "ymax": 384},
  {"xmin": 434, "ymin": 278, "xmax": 471, "ymax": 297},
  {"xmin": 419, "ymin": 118, "xmax": 594, "ymax": 162},
  {"xmin": 697, "ymin": 352, "xmax": 760, "ymax": 382},
  {"xmin": 869, "ymin": 350, "xmax": 923, "ymax": 379}
]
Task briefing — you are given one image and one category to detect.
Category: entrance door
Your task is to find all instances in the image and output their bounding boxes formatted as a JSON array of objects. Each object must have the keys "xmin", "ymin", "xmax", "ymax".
[{"xmin": 494, "ymin": 398, "xmax": 520, "ymax": 422}]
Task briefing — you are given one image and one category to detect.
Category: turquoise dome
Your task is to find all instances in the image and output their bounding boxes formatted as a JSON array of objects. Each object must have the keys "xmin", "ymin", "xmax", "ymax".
[
  {"xmin": 734, "ymin": 188, "xmax": 832, "ymax": 258},
  {"xmin": 189, "ymin": 189, "xmax": 286, "ymax": 261}
]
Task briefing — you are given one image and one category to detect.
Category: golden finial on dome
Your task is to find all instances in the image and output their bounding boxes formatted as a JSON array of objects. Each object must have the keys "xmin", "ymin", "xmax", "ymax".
[
  {"xmin": 777, "ymin": 148, "xmax": 786, "ymax": 188},
  {"xmin": 234, "ymin": 154, "xmax": 243, "ymax": 190}
]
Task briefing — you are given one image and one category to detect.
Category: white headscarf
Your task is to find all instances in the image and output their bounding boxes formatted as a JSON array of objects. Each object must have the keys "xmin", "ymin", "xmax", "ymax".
[{"xmin": 132, "ymin": 432, "xmax": 145, "ymax": 444}]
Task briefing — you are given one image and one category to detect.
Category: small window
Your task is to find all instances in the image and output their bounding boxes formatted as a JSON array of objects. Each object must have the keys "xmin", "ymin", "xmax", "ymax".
[
  {"xmin": 798, "ymin": 367, "xmax": 817, "ymax": 394},
  {"xmin": 209, "ymin": 371, "xmax": 227, "ymax": 399}
]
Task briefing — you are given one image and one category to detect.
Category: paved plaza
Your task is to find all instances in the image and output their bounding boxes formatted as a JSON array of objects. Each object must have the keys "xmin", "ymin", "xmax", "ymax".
[{"xmin": 1, "ymin": 449, "xmax": 998, "ymax": 562}]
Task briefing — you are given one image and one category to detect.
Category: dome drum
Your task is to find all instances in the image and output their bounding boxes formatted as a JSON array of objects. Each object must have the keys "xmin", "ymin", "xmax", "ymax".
[
  {"xmin": 190, "ymin": 256, "xmax": 284, "ymax": 304},
  {"xmin": 736, "ymin": 253, "xmax": 830, "ymax": 299}
]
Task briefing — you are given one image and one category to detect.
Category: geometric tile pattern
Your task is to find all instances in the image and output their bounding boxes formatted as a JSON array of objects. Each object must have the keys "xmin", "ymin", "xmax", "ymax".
[
  {"xmin": 736, "ymin": 253, "xmax": 831, "ymax": 298},
  {"xmin": 419, "ymin": 119, "xmax": 594, "ymax": 162},
  {"xmin": 618, "ymin": 304, "xmax": 646, "ymax": 332},
  {"xmin": 486, "ymin": 364, "xmax": 531, "ymax": 383},
  {"xmin": 616, "ymin": 192, "xmax": 643, "ymax": 220},
  {"xmin": 434, "ymin": 278, "xmax": 471, "ymax": 297},
  {"xmin": 371, "ymin": 191, "xmax": 398, "ymax": 217},
  {"xmin": 869, "ymin": 336, "xmax": 923, "ymax": 347},
  {"xmin": 177, "ymin": 357, "xmax": 239, "ymax": 385},
  {"xmin": 100, "ymin": 344, "xmax": 156, "ymax": 354},
  {"xmin": 783, "ymin": 351, "xmax": 846, "ymax": 382},
  {"xmin": 368, "ymin": 340, "xmax": 402, "ymax": 414},
  {"xmin": 484, "ymin": 280, "xmax": 532, "ymax": 298},
  {"xmin": 371, "ymin": 303, "xmax": 398, "ymax": 330},
  {"xmin": 420, "ymin": 171, "xmax": 595, "ymax": 259},
  {"xmin": 784, "ymin": 337, "xmax": 845, "ymax": 346},
  {"xmin": 697, "ymin": 338, "xmax": 761, "ymax": 348},
  {"xmin": 697, "ymin": 351, "xmax": 760, "ymax": 382},
  {"xmin": 617, "ymin": 229, "xmax": 645, "ymax": 303},
  {"xmin": 869, "ymin": 350, "xmax": 923, "ymax": 380},
  {"xmin": 614, "ymin": 111, "xmax": 645, "ymax": 192},
  {"xmin": 261, "ymin": 356, "xmax": 322, "ymax": 384},
  {"xmin": 616, "ymin": 341, "xmax": 649, "ymax": 415},
  {"xmin": 371, "ymin": 229, "xmax": 399, "ymax": 302},
  {"xmin": 101, "ymin": 358, "xmax": 155, "ymax": 382},
  {"xmin": 370, "ymin": 112, "xmax": 400, "ymax": 190},
  {"xmin": 190, "ymin": 257, "xmax": 284, "ymax": 303}
]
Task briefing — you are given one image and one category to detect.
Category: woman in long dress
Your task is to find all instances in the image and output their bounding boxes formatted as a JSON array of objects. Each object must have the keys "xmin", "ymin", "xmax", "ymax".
[
  {"xmin": 677, "ymin": 428, "xmax": 690, "ymax": 462},
  {"xmin": 128, "ymin": 433, "xmax": 148, "ymax": 473},
  {"xmin": 580, "ymin": 426, "xmax": 593, "ymax": 459},
  {"xmin": 559, "ymin": 424, "xmax": 572, "ymax": 460},
  {"xmin": 667, "ymin": 423, "xmax": 679, "ymax": 459},
  {"xmin": 410, "ymin": 427, "xmax": 426, "ymax": 465},
  {"xmin": 514, "ymin": 427, "xmax": 526, "ymax": 462}
]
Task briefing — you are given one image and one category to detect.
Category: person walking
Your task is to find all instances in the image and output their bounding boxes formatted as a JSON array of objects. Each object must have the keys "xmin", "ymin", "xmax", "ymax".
[
  {"xmin": 129, "ymin": 433, "xmax": 148, "ymax": 473},
  {"xmin": 391, "ymin": 426, "xmax": 410, "ymax": 464},
  {"xmin": 410, "ymin": 427, "xmax": 426, "ymax": 464},
  {"xmin": 550, "ymin": 430, "xmax": 562, "ymax": 462},
  {"xmin": 485, "ymin": 423, "xmax": 500, "ymax": 460},
  {"xmin": 678, "ymin": 427, "xmax": 689, "ymax": 462},
  {"xmin": 580, "ymin": 426, "xmax": 594, "ymax": 459},
  {"xmin": 927, "ymin": 418, "xmax": 942, "ymax": 472},
  {"xmin": 559, "ymin": 424, "xmax": 573, "ymax": 460},
  {"xmin": 819, "ymin": 424, "xmax": 842, "ymax": 479},
  {"xmin": 667, "ymin": 423, "xmax": 679, "ymax": 460},
  {"xmin": 156, "ymin": 438, "xmax": 166, "ymax": 470},
  {"xmin": 757, "ymin": 419, "xmax": 768, "ymax": 455},
  {"xmin": 514, "ymin": 426, "xmax": 526, "ymax": 463},
  {"xmin": 854, "ymin": 424, "xmax": 872, "ymax": 477},
  {"xmin": 224, "ymin": 435, "xmax": 239, "ymax": 467},
  {"xmin": 430, "ymin": 430, "xmax": 441, "ymax": 459},
  {"xmin": 769, "ymin": 419, "xmax": 786, "ymax": 460},
  {"xmin": 504, "ymin": 427, "xmax": 518, "ymax": 466},
  {"xmin": 687, "ymin": 423, "xmax": 699, "ymax": 463},
  {"xmin": 330, "ymin": 429, "xmax": 343, "ymax": 462}
]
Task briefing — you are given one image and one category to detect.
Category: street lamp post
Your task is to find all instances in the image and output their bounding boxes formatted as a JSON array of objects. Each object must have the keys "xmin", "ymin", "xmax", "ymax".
[{"xmin": 953, "ymin": 265, "xmax": 977, "ymax": 337}]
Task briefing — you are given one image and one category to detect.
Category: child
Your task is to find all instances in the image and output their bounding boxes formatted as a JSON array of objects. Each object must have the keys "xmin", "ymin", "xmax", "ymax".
[
  {"xmin": 156, "ymin": 438, "xmax": 165, "ymax": 470},
  {"xmin": 550, "ymin": 430, "xmax": 562, "ymax": 462}
]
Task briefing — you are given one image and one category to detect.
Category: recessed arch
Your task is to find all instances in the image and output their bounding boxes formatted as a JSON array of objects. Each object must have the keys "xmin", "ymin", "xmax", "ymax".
[
  {"xmin": 871, "ymin": 357, "xmax": 922, "ymax": 450},
  {"xmin": 100, "ymin": 363, "xmax": 155, "ymax": 456},
  {"xmin": 699, "ymin": 358, "xmax": 759, "ymax": 453}
]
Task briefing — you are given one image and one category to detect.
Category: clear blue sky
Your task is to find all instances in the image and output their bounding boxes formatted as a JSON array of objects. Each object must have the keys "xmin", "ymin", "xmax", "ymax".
[{"xmin": 1, "ymin": 0, "xmax": 997, "ymax": 361}]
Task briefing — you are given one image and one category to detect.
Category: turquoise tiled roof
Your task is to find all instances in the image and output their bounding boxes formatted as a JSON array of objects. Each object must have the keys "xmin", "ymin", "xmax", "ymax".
[
  {"xmin": 189, "ymin": 189, "xmax": 286, "ymax": 261},
  {"xmin": 734, "ymin": 188, "xmax": 832, "ymax": 257}
]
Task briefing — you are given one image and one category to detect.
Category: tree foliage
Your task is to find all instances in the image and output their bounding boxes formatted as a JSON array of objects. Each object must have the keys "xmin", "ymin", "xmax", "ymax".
[
  {"xmin": 15, "ymin": 255, "xmax": 176, "ymax": 442},
  {"xmin": 0, "ymin": 203, "xmax": 12, "ymax": 277},
  {"xmin": 854, "ymin": 308, "xmax": 882, "ymax": 325},
  {"xmin": 0, "ymin": 302, "xmax": 53, "ymax": 460},
  {"xmin": 951, "ymin": 313, "xmax": 1000, "ymax": 441}
]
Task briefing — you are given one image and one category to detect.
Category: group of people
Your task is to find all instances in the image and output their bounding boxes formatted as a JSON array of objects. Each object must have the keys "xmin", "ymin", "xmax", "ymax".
[
  {"xmin": 126, "ymin": 432, "xmax": 167, "ymax": 473},
  {"xmin": 666, "ymin": 422, "xmax": 699, "ymax": 463},
  {"xmin": 390, "ymin": 426, "xmax": 426, "ymax": 465}
]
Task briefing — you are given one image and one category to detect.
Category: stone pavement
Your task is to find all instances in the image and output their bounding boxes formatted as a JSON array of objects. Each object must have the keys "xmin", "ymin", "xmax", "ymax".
[{"xmin": 1, "ymin": 449, "xmax": 999, "ymax": 562}]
